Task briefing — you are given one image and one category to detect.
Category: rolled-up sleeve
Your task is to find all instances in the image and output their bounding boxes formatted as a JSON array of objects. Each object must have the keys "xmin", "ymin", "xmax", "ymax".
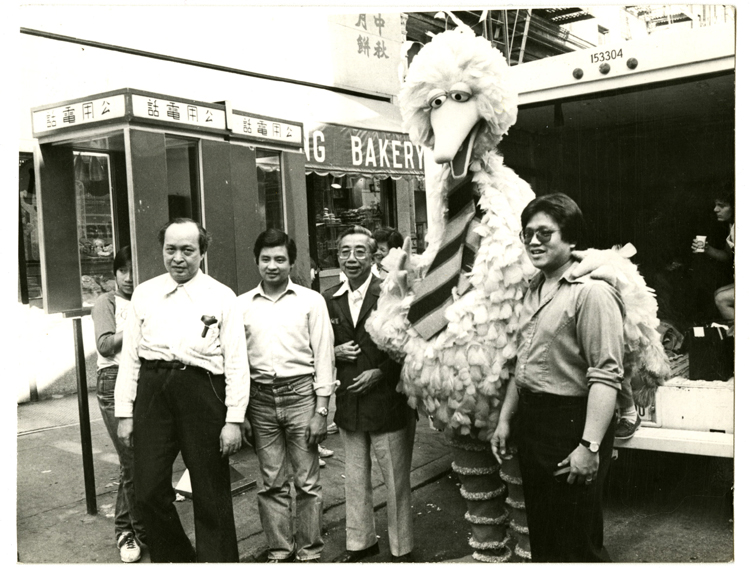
[
  {"xmin": 309, "ymin": 294, "xmax": 336, "ymax": 396},
  {"xmin": 576, "ymin": 281, "xmax": 625, "ymax": 391},
  {"xmin": 221, "ymin": 295, "xmax": 250, "ymax": 423},
  {"xmin": 115, "ymin": 295, "xmax": 143, "ymax": 418}
]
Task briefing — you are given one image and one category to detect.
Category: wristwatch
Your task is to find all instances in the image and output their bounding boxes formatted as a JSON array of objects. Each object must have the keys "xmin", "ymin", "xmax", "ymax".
[
  {"xmin": 580, "ymin": 439, "xmax": 600, "ymax": 453},
  {"xmin": 316, "ymin": 407, "xmax": 329, "ymax": 417}
]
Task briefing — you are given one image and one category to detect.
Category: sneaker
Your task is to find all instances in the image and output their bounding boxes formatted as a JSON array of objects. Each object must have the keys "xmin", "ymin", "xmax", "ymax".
[
  {"xmin": 615, "ymin": 415, "xmax": 641, "ymax": 440},
  {"xmin": 326, "ymin": 423, "xmax": 339, "ymax": 435},
  {"xmin": 117, "ymin": 533, "xmax": 142, "ymax": 563},
  {"xmin": 318, "ymin": 445, "xmax": 334, "ymax": 458},
  {"xmin": 319, "ymin": 458, "xmax": 326, "ymax": 468}
]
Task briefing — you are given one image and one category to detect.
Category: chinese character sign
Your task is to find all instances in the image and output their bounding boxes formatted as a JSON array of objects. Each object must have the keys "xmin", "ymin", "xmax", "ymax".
[
  {"xmin": 328, "ymin": 13, "xmax": 401, "ymax": 97},
  {"xmin": 32, "ymin": 95, "xmax": 127, "ymax": 135},
  {"xmin": 230, "ymin": 112, "xmax": 304, "ymax": 147},
  {"xmin": 131, "ymin": 95, "xmax": 226, "ymax": 130}
]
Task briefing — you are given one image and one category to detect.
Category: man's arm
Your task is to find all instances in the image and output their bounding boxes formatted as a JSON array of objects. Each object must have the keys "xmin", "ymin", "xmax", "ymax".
[
  {"xmin": 558, "ymin": 282, "xmax": 624, "ymax": 485},
  {"xmin": 219, "ymin": 294, "xmax": 251, "ymax": 457},
  {"xmin": 309, "ymin": 293, "xmax": 336, "ymax": 397},
  {"xmin": 115, "ymin": 295, "xmax": 144, "ymax": 448},
  {"xmin": 491, "ymin": 374, "xmax": 519, "ymax": 463}
]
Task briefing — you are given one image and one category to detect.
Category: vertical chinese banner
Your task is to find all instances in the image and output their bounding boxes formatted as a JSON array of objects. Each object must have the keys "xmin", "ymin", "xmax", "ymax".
[{"xmin": 328, "ymin": 13, "xmax": 403, "ymax": 97}]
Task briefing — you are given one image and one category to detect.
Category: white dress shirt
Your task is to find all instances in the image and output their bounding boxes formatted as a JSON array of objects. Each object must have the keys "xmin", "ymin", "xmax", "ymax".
[
  {"xmin": 333, "ymin": 271, "xmax": 374, "ymax": 325},
  {"xmin": 114, "ymin": 270, "xmax": 250, "ymax": 423},
  {"xmin": 237, "ymin": 279, "xmax": 336, "ymax": 396}
]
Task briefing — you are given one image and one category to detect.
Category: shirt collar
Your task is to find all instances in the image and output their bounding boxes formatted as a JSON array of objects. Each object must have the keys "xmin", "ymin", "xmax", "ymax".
[
  {"xmin": 333, "ymin": 271, "xmax": 373, "ymax": 299},
  {"xmin": 251, "ymin": 278, "xmax": 298, "ymax": 301},
  {"xmin": 163, "ymin": 269, "xmax": 205, "ymax": 296},
  {"xmin": 528, "ymin": 261, "xmax": 581, "ymax": 291}
]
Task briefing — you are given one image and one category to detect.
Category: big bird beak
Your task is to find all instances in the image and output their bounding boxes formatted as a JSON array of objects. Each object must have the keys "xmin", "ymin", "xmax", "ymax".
[{"xmin": 430, "ymin": 98, "xmax": 481, "ymax": 179}]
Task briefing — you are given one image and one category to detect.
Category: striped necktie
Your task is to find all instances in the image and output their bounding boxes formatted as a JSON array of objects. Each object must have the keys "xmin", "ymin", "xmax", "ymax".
[{"xmin": 407, "ymin": 175, "xmax": 483, "ymax": 339}]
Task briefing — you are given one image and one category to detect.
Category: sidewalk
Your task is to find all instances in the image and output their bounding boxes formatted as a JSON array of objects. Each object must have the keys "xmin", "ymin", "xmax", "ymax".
[{"xmin": 17, "ymin": 392, "xmax": 454, "ymax": 563}]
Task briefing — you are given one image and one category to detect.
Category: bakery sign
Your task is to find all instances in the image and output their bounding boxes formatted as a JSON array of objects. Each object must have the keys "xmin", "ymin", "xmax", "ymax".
[{"xmin": 304, "ymin": 123, "xmax": 424, "ymax": 176}]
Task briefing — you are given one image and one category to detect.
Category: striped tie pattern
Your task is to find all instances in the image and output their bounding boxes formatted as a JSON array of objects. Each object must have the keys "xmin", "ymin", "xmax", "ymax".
[{"xmin": 407, "ymin": 175, "xmax": 482, "ymax": 339}]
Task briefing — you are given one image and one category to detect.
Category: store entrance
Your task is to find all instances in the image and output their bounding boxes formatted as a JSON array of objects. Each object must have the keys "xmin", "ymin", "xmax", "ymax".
[{"xmin": 307, "ymin": 173, "xmax": 397, "ymax": 290}]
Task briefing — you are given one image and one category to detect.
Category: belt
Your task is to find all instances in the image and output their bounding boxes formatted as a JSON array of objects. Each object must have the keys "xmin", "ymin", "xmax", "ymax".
[
  {"xmin": 141, "ymin": 359, "xmax": 191, "ymax": 371},
  {"xmin": 517, "ymin": 388, "xmax": 586, "ymax": 404},
  {"xmin": 254, "ymin": 374, "xmax": 314, "ymax": 391}
]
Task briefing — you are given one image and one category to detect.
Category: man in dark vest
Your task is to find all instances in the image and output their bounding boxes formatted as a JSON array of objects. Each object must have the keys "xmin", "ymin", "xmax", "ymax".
[{"xmin": 324, "ymin": 226, "xmax": 417, "ymax": 563}]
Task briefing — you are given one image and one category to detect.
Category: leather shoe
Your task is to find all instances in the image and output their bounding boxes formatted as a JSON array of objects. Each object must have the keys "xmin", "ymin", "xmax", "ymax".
[
  {"xmin": 333, "ymin": 542, "xmax": 379, "ymax": 562},
  {"xmin": 390, "ymin": 552, "xmax": 413, "ymax": 563},
  {"xmin": 267, "ymin": 552, "xmax": 296, "ymax": 563}
]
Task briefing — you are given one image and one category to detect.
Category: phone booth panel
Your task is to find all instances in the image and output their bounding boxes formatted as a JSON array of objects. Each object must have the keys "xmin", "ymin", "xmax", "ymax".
[{"xmin": 32, "ymin": 88, "xmax": 307, "ymax": 314}]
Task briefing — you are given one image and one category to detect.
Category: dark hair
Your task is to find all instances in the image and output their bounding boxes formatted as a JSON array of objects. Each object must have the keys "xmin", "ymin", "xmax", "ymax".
[
  {"xmin": 158, "ymin": 218, "xmax": 211, "ymax": 254},
  {"xmin": 336, "ymin": 225, "xmax": 377, "ymax": 254},
  {"xmin": 113, "ymin": 245, "xmax": 132, "ymax": 275},
  {"xmin": 373, "ymin": 227, "xmax": 404, "ymax": 250},
  {"xmin": 254, "ymin": 228, "xmax": 297, "ymax": 265},
  {"xmin": 520, "ymin": 193, "xmax": 585, "ymax": 246},
  {"xmin": 714, "ymin": 181, "xmax": 735, "ymax": 208}
]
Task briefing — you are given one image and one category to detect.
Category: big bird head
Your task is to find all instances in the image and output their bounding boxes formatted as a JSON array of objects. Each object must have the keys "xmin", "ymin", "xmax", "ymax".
[{"xmin": 399, "ymin": 28, "xmax": 518, "ymax": 179}]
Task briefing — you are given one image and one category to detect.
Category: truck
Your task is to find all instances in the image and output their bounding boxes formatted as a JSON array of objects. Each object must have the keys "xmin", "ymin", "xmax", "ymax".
[{"xmin": 505, "ymin": 23, "xmax": 735, "ymax": 458}]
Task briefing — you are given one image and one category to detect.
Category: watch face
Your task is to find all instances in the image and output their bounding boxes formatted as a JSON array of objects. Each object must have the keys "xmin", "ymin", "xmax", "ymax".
[{"xmin": 590, "ymin": 442, "xmax": 600, "ymax": 452}]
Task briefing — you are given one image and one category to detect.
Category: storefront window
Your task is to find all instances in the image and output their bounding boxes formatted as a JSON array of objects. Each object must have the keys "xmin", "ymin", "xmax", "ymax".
[
  {"xmin": 19, "ymin": 156, "xmax": 40, "ymax": 305},
  {"xmin": 307, "ymin": 174, "xmax": 394, "ymax": 270},
  {"xmin": 166, "ymin": 136, "xmax": 200, "ymax": 221},
  {"xmin": 257, "ymin": 149, "xmax": 285, "ymax": 230},
  {"xmin": 74, "ymin": 151, "xmax": 117, "ymax": 306}
]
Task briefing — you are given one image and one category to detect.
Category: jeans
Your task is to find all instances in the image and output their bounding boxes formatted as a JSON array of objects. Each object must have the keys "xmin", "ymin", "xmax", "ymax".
[
  {"xmin": 96, "ymin": 367, "xmax": 146, "ymax": 543},
  {"xmin": 249, "ymin": 376, "xmax": 323, "ymax": 561},
  {"xmin": 133, "ymin": 363, "xmax": 239, "ymax": 563},
  {"xmin": 340, "ymin": 413, "xmax": 416, "ymax": 556},
  {"xmin": 516, "ymin": 389, "xmax": 615, "ymax": 562}
]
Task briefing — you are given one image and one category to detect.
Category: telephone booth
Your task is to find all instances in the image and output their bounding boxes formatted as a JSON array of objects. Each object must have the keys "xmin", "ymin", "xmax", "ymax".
[{"xmin": 31, "ymin": 88, "xmax": 308, "ymax": 314}]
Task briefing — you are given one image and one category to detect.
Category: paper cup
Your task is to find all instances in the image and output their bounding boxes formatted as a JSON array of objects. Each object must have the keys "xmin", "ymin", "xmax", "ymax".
[{"xmin": 695, "ymin": 235, "xmax": 707, "ymax": 252}]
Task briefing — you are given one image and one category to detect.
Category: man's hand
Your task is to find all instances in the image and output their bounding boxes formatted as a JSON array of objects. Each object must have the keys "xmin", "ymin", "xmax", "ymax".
[
  {"xmin": 241, "ymin": 417, "xmax": 254, "ymax": 449},
  {"xmin": 490, "ymin": 419, "xmax": 512, "ymax": 463},
  {"xmin": 220, "ymin": 423, "xmax": 242, "ymax": 458},
  {"xmin": 347, "ymin": 369, "xmax": 383, "ymax": 395},
  {"xmin": 335, "ymin": 340, "xmax": 361, "ymax": 363},
  {"xmin": 558, "ymin": 444, "xmax": 599, "ymax": 485},
  {"xmin": 117, "ymin": 418, "xmax": 134, "ymax": 449},
  {"xmin": 305, "ymin": 413, "xmax": 327, "ymax": 447}
]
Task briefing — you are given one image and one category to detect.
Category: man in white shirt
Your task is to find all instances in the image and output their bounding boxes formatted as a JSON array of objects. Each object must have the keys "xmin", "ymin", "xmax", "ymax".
[
  {"xmin": 115, "ymin": 218, "xmax": 250, "ymax": 563},
  {"xmin": 238, "ymin": 229, "xmax": 335, "ymax": 563}
]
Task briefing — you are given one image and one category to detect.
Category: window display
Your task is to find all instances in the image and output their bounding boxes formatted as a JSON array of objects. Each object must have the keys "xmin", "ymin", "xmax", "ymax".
[
  {"xmin": 74, "ymin": 151, "xmax": 117, "ymax": 306},
  {"xmin": 308, "ymin": 174, "xmax": 395, "ymax": 270}
]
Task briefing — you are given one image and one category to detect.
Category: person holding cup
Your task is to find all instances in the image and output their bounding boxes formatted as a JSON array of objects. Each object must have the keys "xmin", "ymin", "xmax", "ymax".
[{"xmin": 691, "ymin": 183, "xmax": 735, "ymax": 328}]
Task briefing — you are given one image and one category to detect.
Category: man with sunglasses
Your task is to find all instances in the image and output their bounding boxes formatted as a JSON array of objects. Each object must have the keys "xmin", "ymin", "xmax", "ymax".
[
  {"xmin": 324, "ymin": 226, "xmax": 416, "ymax": 563},
  {"xmin": 237, "ymin": 228, "xmax": 335, "ymax": 563},
  {"xmin": 492, "ymin": 193, "xmax": 625, "ymax": 562}
]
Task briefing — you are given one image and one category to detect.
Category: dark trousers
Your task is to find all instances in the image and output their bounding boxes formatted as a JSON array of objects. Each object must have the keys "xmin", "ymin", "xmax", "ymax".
[
  {"xmin": 133, "ymin": 362, "xmax": 239, "ymax": 563},
  {"xmin": 516, "ymin": 389, "xmax": 616, "ymax": 563}
]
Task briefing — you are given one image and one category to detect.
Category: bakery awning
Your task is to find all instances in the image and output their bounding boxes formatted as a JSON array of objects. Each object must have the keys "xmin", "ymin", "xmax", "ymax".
[{"xmin": 304, "ymin": 122, "xmax": 425, "ymax": 179}]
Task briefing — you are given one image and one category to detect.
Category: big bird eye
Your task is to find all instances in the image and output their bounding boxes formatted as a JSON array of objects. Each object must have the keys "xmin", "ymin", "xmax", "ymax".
[
  {"xmin": 450, "ymin": 90, "xmax": 472, "ymax": 103},
  {"xmin": 429, "ymin": 94, "xmax": 448, "ymax": 109}
]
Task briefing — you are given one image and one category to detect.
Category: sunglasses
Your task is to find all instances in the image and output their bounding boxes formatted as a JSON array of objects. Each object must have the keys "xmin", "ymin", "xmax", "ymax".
[{"xmin": 519, "ymin": 228, "xmax": 558, "ymax": 244}]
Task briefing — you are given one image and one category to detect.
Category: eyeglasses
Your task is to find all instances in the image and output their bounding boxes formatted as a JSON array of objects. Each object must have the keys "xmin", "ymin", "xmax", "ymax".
[
  {"xmin": 338, "ymin": 248, "xmax": 369, "ymax": 260},
  {"xmin": 519, "ymin": 228, "xmax": 558, "ymax": 244}
]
